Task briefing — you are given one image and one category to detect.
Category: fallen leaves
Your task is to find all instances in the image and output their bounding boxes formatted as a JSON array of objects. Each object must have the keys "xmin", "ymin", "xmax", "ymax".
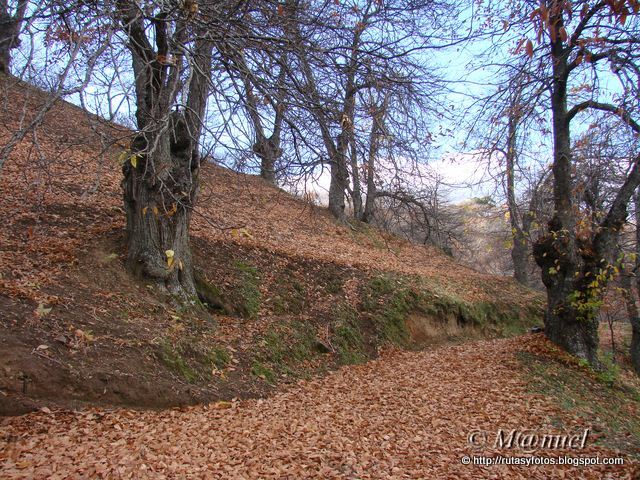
[
  {"xmin": 34, "ymin": 304, "xmax": 51, "ymax": 317},
  {"xmin": 0, "ymin": 336, "xmax": 637, "ymax": 479}
]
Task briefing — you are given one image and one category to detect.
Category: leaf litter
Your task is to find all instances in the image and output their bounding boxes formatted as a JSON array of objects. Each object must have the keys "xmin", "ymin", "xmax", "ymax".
[{"xmin": 1, "ymin": 336, "xmax": 636, "ymax": 479}]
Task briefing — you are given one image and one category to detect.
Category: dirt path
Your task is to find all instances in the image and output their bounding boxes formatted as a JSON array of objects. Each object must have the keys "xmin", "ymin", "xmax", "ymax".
[{"xmin": 0, "ymin": 336, "xmax": 636, "ymax": 479}]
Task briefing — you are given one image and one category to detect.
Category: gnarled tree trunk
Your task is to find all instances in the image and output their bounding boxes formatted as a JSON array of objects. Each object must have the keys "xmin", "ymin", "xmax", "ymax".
[
  {"xmin": 632, "ymin": 191, "xmax": 640, "ymax": 375},
  {"xmin": 328, "ymin": 151, "xmax": 349, "ymax": 219},
  {"xmin": 118, "ymin": 1, "xmax": 212, "ymax": 300},
  {"xmin": 122, "ymin": 113, "xmax": 199, "ymax": 298},
  {"xmin": 254, "ymin": 137, "xmax": 281, "ymax": 184},
  {"xmin": 361, "ymin": 92, "xmax": 388, "ymax": 223},
  {"xmin": 533, "ymin": 8, "xmax": 599, "ymax": 364}
]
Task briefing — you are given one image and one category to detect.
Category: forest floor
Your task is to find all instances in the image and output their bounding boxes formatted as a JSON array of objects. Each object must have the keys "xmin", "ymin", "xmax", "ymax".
[
  {"xmin": 1, "ymin": 334, "xmax": 639, "ymax": 479},
  {"xmin": 0, "ymin": 76, "xmax": 639, "ymax": 478}
]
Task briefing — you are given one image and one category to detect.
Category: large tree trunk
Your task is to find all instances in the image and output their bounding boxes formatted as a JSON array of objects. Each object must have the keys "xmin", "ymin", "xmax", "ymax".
[
  {"xmin": 504, "ymin": 96, "xmax": 530, "ymax": 287},
  {"xmin": 349, "ymin": 140, "xmax": 363, "ymax": 219},
  {"xmin": 361, "ymin": 159, "xmax": 376, "ymax": 223},
  {"xmin": 511, "ymin": 232, "xmax": 529, "ymax": 286},
  {"xmin": 535, "ymin": 221, "xmax": 598, "ymax": 364},
  {"xmin": 361, "ymin": 93, "xmax": 388, "ymax": 223},
  {"xmin": 117, "ymin": 0, "xmax": 213, "ymax": 300},
  {"xmin": 123, "ymin": 113, "xmax": 198, "ymax": 298},
  {"xmin": 533, "ymin": 8, "xmax": 599, "ymax": 364},
  {"xmin": 254, "ymin": 137, "xmax": 281, "ymax": 185},
  {"xmin": 0, "ymin": 0, "xmax": 27, "ymax": 73},
  {"xmin": 328, "ymin": 154, "xmax": 349, "ymax": 219},
  {"xmin": 633, "ymin": 191, "xmax": 640, "ymax": 374}
]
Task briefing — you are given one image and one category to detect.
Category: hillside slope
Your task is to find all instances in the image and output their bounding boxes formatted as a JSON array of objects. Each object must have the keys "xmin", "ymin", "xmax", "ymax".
[{"xmin": 0, "ymin": 74, "xmax": 542, "ymax": 415}]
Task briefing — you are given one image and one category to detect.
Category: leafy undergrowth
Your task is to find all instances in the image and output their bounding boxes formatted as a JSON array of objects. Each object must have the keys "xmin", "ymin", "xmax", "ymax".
[
  {"xmin": 1, "ymin": 336, "xmax": 637, "ymax": 479},
  {"xmin": 517, "ymin": 335, "xmax": 640, "ymax": 460},
  {"xmin": 0, "ymin": 74, "xmax": 543, "ymax": 414}
]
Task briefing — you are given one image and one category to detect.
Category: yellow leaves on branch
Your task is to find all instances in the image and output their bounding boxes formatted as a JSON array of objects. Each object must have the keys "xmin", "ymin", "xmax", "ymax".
[
  {"xmin": 117, "ymin": 150, "xmax": 140, "ymax": 169},
  {"xmin": 166, "ymin": 203, "xmax": 178, "ymax": 217}
]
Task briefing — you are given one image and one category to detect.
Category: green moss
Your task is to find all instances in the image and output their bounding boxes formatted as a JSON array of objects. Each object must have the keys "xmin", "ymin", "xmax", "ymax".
[
  {"xmin": 257, "ymin": 322, "xmax": 318, "ymax": 369},
  {"xmin": 290, "ymin": 322, "xmax": 317, "ymax": 362},
  {"xmin": 359, "ymin": 273, "xmax": 542, "ymax": 345},
  {"xmin": 324, "ymin": 277, "xmax": 343, "ymax": 295},
  {"xmin": 235, "ymin": 261, "xmax": 262, "ymax": 318},
  {"xmin": 361, "ymin": 274, "xmax": 416, "ymax": 346},
  {"xmin": 158, "ymin": 338, "xmax": 232, "ymax": 383},
  {"xmin": 330, "ymin": 303, "xmax": 367, "ymax": 364},
  {"xmin": 333, "ymin": 321, "xmax": 366, "ymax": 365},
  {"xmin": 158, "ymin": 340, "xmax": 199, "ymax": 383},
  {"xmin": 260, "ymin": 328, "xmax": 288, "ymax": 364},
  {"xmin": 194, "ymin": 270, "xmax": 230, "ymax": 313},
  {"xmin": 596, "ymin": 352, "xmax": 620, "ymax": 387},
  {"xmin": 251, "ymin": 361, "xmax": 275, "ymax": 383},
  {"xmin": 271, "ymin": 277, "xmax": 306, "ymax": 315},
  {"xmin": 208, "ymin": 345, "xmax": 231, "ymax": 370}
]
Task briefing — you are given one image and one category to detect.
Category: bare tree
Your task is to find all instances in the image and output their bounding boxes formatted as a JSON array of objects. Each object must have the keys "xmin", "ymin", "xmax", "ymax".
[
  {"xmin": 217, "ymin": 31, "xmax": 288, "ymax": 184},
  {"xmin": 114, "ymin": 0, "xmax": 216, "ymax": 299},
  {"xmin": 526, "ymin": 0, "xmax": 640, "ymax": 365}
]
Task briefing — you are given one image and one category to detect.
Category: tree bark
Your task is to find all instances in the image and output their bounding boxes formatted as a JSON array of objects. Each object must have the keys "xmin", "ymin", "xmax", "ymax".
[
  {"xmin": 504, "ymin": 91, "xmax": 530, "ymax": 286},
  {"xmin": 349, "ymin": 140, "xmax": 363, "ymax": 219},
  {"xmin": 122, "ymin": 114, "xmax": 198, "ymax": 298},
  {"xmin": 533, "ymin": 4, "xmax": 599, "ymax": 365},
  {"xmin": 328, "ymin": 151, "xmax": 349, "ymax": 219},
  {"xmin": 632, "ymin": 191, "xmax": 640, "ymax": 374},
  {"xmin": 0, "ymin": 0, "xmax": 27, "ymax": 73},
  {"xmin": 118, "ymin": 1, "xmax": 212, "ymax": 300},
  {"xmin": 255, "ymin": 139, "xmax": 281, "ymax": 184},
  {"xmin": 511, "ymin": 233, "xmax": 529, "ymax": 286},
  {"xmin": 361, "ymin": 92, "xmax": 388, "ymax": 223}
]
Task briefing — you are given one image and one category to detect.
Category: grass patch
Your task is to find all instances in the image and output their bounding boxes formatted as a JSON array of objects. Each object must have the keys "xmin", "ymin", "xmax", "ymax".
[
  {"xmin": 361, "ymin": 274, "xmax": 416, "ymax": 346},
  {"xmin": 360, "ymin": 273, "xmax": 542, "ymax": 345},
  {"xmin": 252, "ymin": 322, "xmax": 320, "ymax": 381},
  {"xmin": 517, "ymin": 349, "xmax": 640, "ymax": 458},
  {"xmin": 271, "ymin": 277, "xmax": 306, "ymax": 315},
  {"xmin": 158, "ymin": 339, "xmax": 199, "ymax": 383},
  {"xmin": 208, "ymin": 345, "xmax": 231, "ymax": 370},
  {"xmin": 324, "ymin": 277, "xmax": 343, "ymax": 295},
  {"xmin": 235, "ymin": 260, "xmax": 261, "ymax": 318},
  {"xmin": 251, "ymin": 361, "xmax": 276, "ymax": 384},
  {"xmin": 194, "ymin": 270, "xmax": 231, "ymax": 314},
  {"xmin": 330, "ymin": 303, "xmax": 367, "ymax": 365},
  {"xmin": 157, "ymin": 339, "xmax": 230, "ymax": 383}
]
